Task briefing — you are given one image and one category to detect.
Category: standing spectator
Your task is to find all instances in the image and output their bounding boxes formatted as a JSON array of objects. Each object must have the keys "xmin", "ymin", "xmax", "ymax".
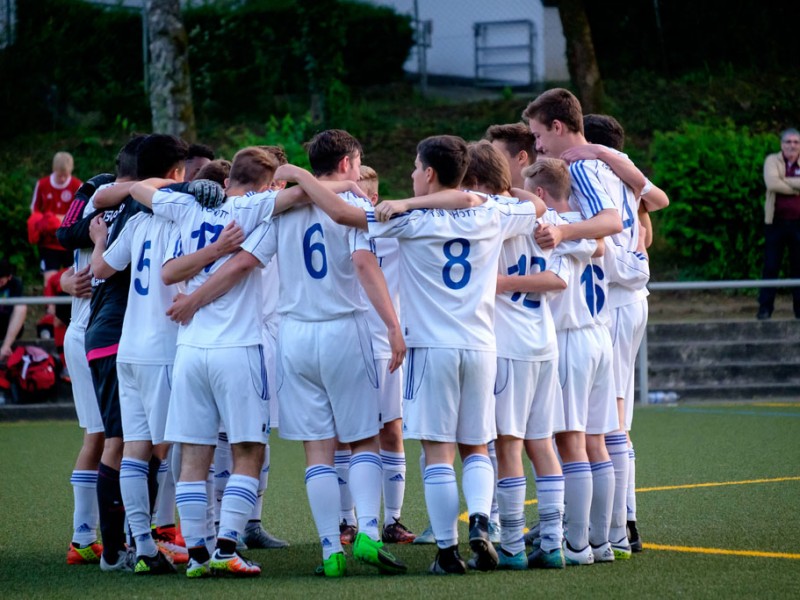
[
  {"xmin": 758, "ymin": 128, "xmax": 800, "ymax": 320},
  {"xmin": 185, "ymin": 143, "xmax": 215, "ymax": 181},
  {"xmin": 30, "ymin": 151, "xmax": 82, "ymax": 288},
  {"xmin": 0, "ymin": 259, "xmax": 26, "ymax": 362}
]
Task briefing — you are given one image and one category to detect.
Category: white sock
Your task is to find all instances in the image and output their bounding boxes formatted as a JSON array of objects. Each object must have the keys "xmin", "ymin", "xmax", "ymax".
[
  {"xmin": 176, "ymin": 480, "xmax": 209, "ymax": 551},
  {"xmin": 249, "ymin": 444, "xmax": 270, "ymax": 526},
  {"xmin": 461, "ymin": 454, "xmax": 494, "ymax": 518},
  {"xmin": 204, "ymin": 468, "xmax": 216, "ymax": 554},
  {"xmin": 589, "ymin": 461, "xmax": 614, "ymax": 547},
  {"xmin": 535, "ymin": 475, "xmax": 565, "ymax": 552},
  {"xmin": 349, "ymin": 452, "xmax": 382, "ymax": 540},
  {"xmin": 605, "ymin": 432, "xmax": 630, "ymax": 544},
  {"xmin": 334, "ymin": 450, "xmax": 355, "ymax": 525},
  {"xmin": 305, "ymin": 465, "xmax": 343, "ymax": 560},
  {"xmin": 380, "ymin": 450, "xmax": 406, "ymax": 524},
  {"xmin": 153, "ymin": 457, "xmax": 176, "ymax": 528},
  {"xmin": 487, "ymin": 441, "xmax": 500, "ymax": 524},
  {"xmin": 218, "ymin": 474, "xmax": 259, "ymax": 546},
  {"xmin": 627, "ymin": 446, "xmax": 637, "ymax": 522},
  {"xmin": 70, "ymin": 470, "xmax": 99, "ymax": 546},
  {"xmin": 213, "ymin": 434, "xmax": 232, "ymax": 523},
  {"xmin": 424, "ymin": 464, "xmax": 459, "ymax": 548},
  {"xmin": 562, "ymin": 462, "xmax": 592, "ymax": 550},
  {"xmin": 496, "ymin": 476, "xmax": 526, "ymax": 555},
  {"xmin": 120, "ymin": 458, "xmax": 157, "ymax": 556}
]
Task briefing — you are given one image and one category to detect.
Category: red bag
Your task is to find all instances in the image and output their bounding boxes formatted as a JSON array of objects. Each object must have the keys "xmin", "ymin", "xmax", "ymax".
[{"xmin": 6, "ymin": 345, "xmax": 57, "ymax": 397}]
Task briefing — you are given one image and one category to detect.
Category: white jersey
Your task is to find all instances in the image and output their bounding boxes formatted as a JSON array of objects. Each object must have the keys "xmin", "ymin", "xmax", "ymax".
[
  {"xmin": 103, "ymin": 211, "xmax": 180, "ymax": 364},
  {"xmin": 548, "ymin": 212, "xmax": 602, "ymax": 331},
  {"xmin": 243, "ymin": 192, "xmax": 373, "ymax": 321},
  {"xmin": 363, "ymin": 237, "xmax": 401, "ymax": 359},
  {"xmin": 69, "ymin": 195, "xmax": 103, "ymax": 330},
  {"xmin": 152, "ymin": 188, "xmax": 276, "ymax": 348},
  {"xmin": 569, "ymin": 151, "xmax": 646, "ymax": 307},
  {"xmin": 366, "ymin": 199, "xmax": 538, "ymax": 350},
  {"xmin": 260, "ymin": 255, "xmax": 280, "ymax": 338},
  {"xmin": 494, "ymin": 201, "xmax": 562, "ymax": 361}
]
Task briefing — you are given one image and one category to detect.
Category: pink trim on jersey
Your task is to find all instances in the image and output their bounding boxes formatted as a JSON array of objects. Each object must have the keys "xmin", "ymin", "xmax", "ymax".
[{"xmin": 86, "ymin": 344, "xmax": 119, "ymax": 362}]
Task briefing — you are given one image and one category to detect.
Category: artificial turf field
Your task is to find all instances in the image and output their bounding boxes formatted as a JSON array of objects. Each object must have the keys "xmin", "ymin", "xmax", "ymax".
[{"xmin": 1, "ymin": 401, "xmax": 798, "ymax": 599}]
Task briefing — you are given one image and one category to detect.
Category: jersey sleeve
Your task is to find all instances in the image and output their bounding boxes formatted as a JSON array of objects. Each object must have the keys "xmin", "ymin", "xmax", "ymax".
[
  {"xmin": 496, "ymin": 200, "xmax": 538, "ymax": 239},
  {"xmin": 163, "ymin": 224, "xmax": 184, "ymax": 266},
  {"xmin": 241, "ymin": 220, "xmax": 278, "ymax": 267},
  {"xmin": 365, "ymin": 209, "xmax": 420, "ymax": 240},
  {"xmin": 102, "ymin": 213, "xmax": 139, "ymax": 272},
  {"xmin": 345, "ymin": 195, "xmax": 374, "ymax": 254},
  {"xmin": 569, "ymin": 160, "xmax": 616, "ymax": 218},
  {"xmin": 546, "ymin": 253, "xmax": 571, "ymax": 287},
  {"xmin": 150, "ymin": 189, "xmax": 196, "ymax": 223},
  {"xmin": 604, "ymin": 241, "xmax": 650, "ymax": 289}
]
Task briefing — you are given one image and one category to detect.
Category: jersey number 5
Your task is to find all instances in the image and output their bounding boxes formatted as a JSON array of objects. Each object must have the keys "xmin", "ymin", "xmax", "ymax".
[{"xmin": 134, "ymin": 240, "xmax": 152, "ymax": 296}]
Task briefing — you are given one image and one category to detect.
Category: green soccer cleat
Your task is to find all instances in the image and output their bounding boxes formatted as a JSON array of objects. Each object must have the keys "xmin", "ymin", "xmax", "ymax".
[
  {"xmin": 528, "ymin": 546, "xmax": 566, "ymax": 569},
  {"xmin": 353, "ymin": 532, "xmax": 407, "ymax": 575},
  {"xmin": 209, "ymin": 549, "xmax": 261, "ymax": 577},
  {"xmin": 611, "ymin": 537, "xmax": 632, "ymax": 560},
  {"xmin": 185, "ymin": 558, "xmax": 211, "ymax": 578},
  {"xmin": 412, "ymin": 523, "xmax": 435, "ymax": 545},
  {"xmin": 314, "ymin": 551, "xmax": 346, "ymax": 578},
  {"xmin": 496, "ymin": 548, "xmax": 528, "ymax": 570},
  {"xmin": 134, "ymin": 551, "xmax": 177, "ymax": 575}
]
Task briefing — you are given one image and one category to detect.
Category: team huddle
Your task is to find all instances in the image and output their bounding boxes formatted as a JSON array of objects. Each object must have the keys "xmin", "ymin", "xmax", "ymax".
[{"xmin": 57, "ymin": 87, "xmax": 668, "ymax": 578}]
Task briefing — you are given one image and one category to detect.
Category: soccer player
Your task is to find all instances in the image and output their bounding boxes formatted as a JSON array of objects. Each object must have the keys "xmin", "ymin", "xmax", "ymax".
[
  {"xmin": 185, "ymin": 143, "xmax": 216, "ymax": 181},
  {"xmin": 484, "ymin": 122, "xmax": 537, "ymax": 189},
  {"xmin": 308, "ymin": 135, "xmax": 540, "ymax": 575},
  {"xmin": 357, "ymin": 164, "xmax": 416, "ymax": 544}
]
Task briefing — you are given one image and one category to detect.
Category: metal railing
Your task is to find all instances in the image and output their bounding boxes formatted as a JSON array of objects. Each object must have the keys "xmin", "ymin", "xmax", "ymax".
[{"xmin": 639, "ymin": 278, "xmax": 800, "ymax": 404}]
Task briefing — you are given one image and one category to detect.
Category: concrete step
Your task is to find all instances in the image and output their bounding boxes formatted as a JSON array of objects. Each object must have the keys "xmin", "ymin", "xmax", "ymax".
[
  {"xmin": 648, "ymin": 362, "xmax": 800, "ymax": 387},
  {"xmin": 647, "ymin": 318, "xmax": 800, "ymax": 343},
  {"xmin": 647, "ymin": 339, "xmax": 800, "ymax": 365}
]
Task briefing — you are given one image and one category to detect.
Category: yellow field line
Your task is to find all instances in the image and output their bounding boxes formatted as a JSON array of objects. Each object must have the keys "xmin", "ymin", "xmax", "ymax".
[
  {"xmin": 643, "ymin": 543, "xmax": 800, "ymax": 560},
  {"xmin": 635, "ymin": 476, "xmax": 800, "ymax": 493},
  {"xmin": 754, "ymin": 402, "xmax": 800, "ymax": 408}
]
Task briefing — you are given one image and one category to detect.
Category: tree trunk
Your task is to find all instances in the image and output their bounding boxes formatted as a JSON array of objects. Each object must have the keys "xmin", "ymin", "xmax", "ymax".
[
  {"xmin": 557, "ymin": 0, "xmax": 604, "ymax": 114},
  {"xmin": 145, "ymin": 0, "xmax": 196, "ymax": 141}
]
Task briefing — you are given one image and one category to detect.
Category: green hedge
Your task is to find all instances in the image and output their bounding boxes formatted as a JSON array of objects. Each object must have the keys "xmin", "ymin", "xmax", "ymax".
[{"xmin": 650, "ymin": 121, "xmax": 776, "ymax": 280}]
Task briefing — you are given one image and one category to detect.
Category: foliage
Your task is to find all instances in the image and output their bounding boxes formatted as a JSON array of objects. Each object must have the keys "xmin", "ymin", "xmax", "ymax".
[
  {"xmin": 650, "ymin": 121, "xmax": 776, "ymax": 280},
  {"xmin": 220, "ymin": 113, "xmax": 316, "ymax": 171}
]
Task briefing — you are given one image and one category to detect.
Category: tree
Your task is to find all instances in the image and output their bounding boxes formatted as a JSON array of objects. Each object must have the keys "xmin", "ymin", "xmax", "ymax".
[
  {"xmin": 145, "ymin": 0, "xmax": 196, "ymax": 140},
  {"xmin": 557, "ymin": 0, "xmax": 604, "ymax": 113}
]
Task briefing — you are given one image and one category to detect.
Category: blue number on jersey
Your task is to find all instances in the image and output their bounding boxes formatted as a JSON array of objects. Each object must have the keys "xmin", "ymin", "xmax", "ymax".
[
  {"xmin": 580, "ymin": 264, "xmax": 606, "ymax": 316},
  {"xmin": 134, "ymin": 240, "xmax": 152, "ymax": 296},
  {"xmin": 191, "ymin": 222, "xmax": 224, "ymax": 272},
  {"xmin": 621, "ymin": 194, "xmax": 635, "ymax": 230},
  {"xmin": 442, "ymin": 238, "xmax": 471, "ymax": 290},
  {"xmin": 302, "ymin": 223, "xmax": 328, "ymax": 279},
  {"xmin": 507, "ymin": 254, "xmax": 546, "ymax": 308}
]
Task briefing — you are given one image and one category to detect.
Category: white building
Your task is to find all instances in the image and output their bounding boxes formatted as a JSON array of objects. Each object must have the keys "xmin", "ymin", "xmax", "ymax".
[{"xmin": 366, "ymin": 0, "xmax": 569, "ymax": 86}]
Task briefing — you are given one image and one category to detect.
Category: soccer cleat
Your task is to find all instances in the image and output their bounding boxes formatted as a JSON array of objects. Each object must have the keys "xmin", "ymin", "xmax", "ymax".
[
  {"xmin": 528, "ymin": 546, "xmax": 566, "ymax": 569},
  {"xmin": 496, "ymin": 548, "xmax": 528, "ymax": 570},
  {"xmin": 627, "ymin": 520, "xmax": 643, "ymax": 553},
  {"xmin": 153, "ymin": 528, "xmax": 189, "ymax": 565},
  {"xmin": 591, "ymin": 542, "xmax": 615, "ymax": 563},
  {"xmin": 611, "ymin": 537, "xmax": 632, "ymax": 560},
  {"xmin": 563, "ymin": 541, "xmax": 594, "ymax": 566},
  {"xmin": 67, "ymin": 541, "xmax": 103, "ymax": 565},
  {"xmin": 99, "ymin": 548, "xmax": 136, "ymax": 572},
  {"xmin": 243, "ymin": 525, "xmax": 289, "ymax": 549},
  {"xmin": 153, "ymin": 524, "xmax": 186, "ymax": 547},
  {"xmin": 314, "ymin": 551, "xmax": 347, "ymax": 578},
  {"xmin": 134, "ymin": 551, "xmax": 178, "ymax": 575},
  {"xmin": 429, "ymin": 545, "xmax": 467, "ymax": 575},
  {"xmin": 185, "ymin": 558, "xmax": 211, "ymax": 578},
  {"xmin": 412, "ymin": 523, "xmax": 435, "ymax": 545},
  {"xmin": 382, "ymin": 519, "xmax": 417, "ymax": 544},
  {"xmin": 523, "ymin": 522, "xmax": 541, "ymax": 549},
  {"xmin": 209, "ymin": 548, "xmax": 261, "ymax": 577},
  {"xmin": 353, "ymin": 532, "xmax": 407, "ymax": 575},
  {"xmin": 488, "ymin": 520, "xmax": 501, "ymax": 544},
  {"xmin": 467, "ymin": 513, "xmax": 498, "ymax": 572},
  {"xmin": 339, "ymin": 520, "xmax": 358, "ymax": 545}
]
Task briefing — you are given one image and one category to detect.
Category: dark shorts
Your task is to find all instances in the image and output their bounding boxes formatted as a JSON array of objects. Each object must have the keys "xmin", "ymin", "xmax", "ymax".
[
  {"xmin": 40, "ymin": 247, "xmax": 72, "ymax": 272},
  {"xmin": 89, "ymin": 354, "xmax": 122, "ymax": 439}
]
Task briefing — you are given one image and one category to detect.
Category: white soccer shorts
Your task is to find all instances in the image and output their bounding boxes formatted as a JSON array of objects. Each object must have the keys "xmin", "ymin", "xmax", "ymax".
[
  {"xmin": 63, "ymin": 325, "xmax": 104, "ymax": 434},
  {"xmin": 403, "ymin": 347, "xmax": 497, "ymax": 445},
  {"xmin": 376, "ymin": 358, "xmax": 403, "ymax": 426},
  {"xmin": 610, "ymin": 299, "xmax": 648, "ymax": 431},
  {"xmin": 557, "ymin": 325, "xmax": 619, "ymax": 435},
  {"xmin": 165, "ymin": 345, "xmax": 269, "ymax": 446},
  {"xmin": 262, "ymin": 321, "xmax": 279, "ymax": 429},
  {"xmin": 118, "ymin": 362, "xmax": 172, "ymax": 445},
  {"xmin": 275, "ymin": 314, "xmax": 380, "ymax": 444},
  {"xmin": 494, "ymin": 357, "xmax": 565, "ymax": 440}
]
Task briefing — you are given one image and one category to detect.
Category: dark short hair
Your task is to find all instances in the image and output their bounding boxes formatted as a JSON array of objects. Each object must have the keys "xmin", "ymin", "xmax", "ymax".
[
  {"xmin": 187, "ymin": 143, "xmax": 215, "ymax": 161},
  {"xmin": 258, "ymin": 145, "xmax": 288, "ymax": 166},
  {"xmin": 195, "ymin": 159, "xmax": 232, "ymax": 186},
  {"xmin": 137, "ymin": 134, "xmax": 190, "ymax": 179},
  {"xmin": 462, "ymin": 141, "xmax": 512, "ymax": 194},
  {"xmin": 583, "ymin": 114, "xmax": 625, "ymax": 151},
  {"xmin": 116, "ymin": 134, "xmax": 147, "ymax": 179},
  {"xmin": 522, "ymin": 88, "xmax": 584, "ymax": 135},
  {"xmin": 484, "ymin": 122, "xmax": 537, "ymax": 162},
  {"xmin": 229, "ymin": 147, "xmax": 278, "ymax": 189},
  {"xmin": 417, "ymin": 135, "xmax": 469, "ymax": 189},
  {"xmin": 306, "ymin": 129, "xmax": 362, "ymax": 177}
]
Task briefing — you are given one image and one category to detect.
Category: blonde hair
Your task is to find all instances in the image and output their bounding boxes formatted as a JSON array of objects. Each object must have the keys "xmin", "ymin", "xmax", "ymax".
[
  {"xmin": 52, "ymin": 151, "xmax": 74, "ymax": 173},
  {"xmin": 229, "ymin": 147, "xmax": 278, "ymax": 189},
  {"xmin": 358, "ymin": 165, "xmax": 379, "ymax": 198},
  {"xmin": 522, "ymin": 158, "xmax": 571, "ymax": 200}
]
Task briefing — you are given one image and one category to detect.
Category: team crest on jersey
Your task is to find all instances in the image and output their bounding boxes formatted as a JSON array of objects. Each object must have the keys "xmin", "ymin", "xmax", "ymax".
[{"xmin": 61, "ymin": 190, "xmax": 72, "ymax": 201}]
